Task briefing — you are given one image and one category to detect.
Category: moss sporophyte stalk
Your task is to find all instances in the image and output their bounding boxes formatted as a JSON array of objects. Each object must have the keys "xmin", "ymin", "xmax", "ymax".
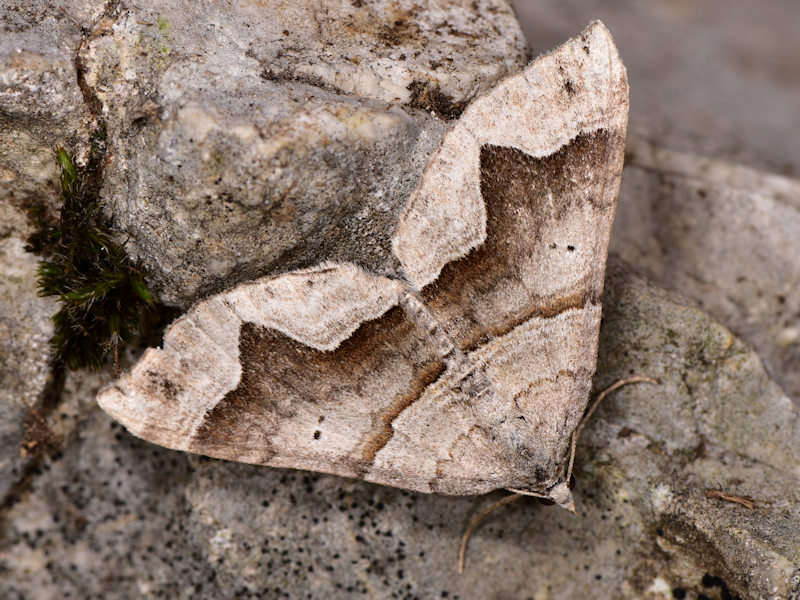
[{"xmin": 26, "ymin": 148, "xmax": 154, "ymax": 372}]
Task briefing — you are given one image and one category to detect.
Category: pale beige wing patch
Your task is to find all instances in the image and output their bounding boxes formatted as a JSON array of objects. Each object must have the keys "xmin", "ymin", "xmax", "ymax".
[
  {"xmin": 393, "ymin": 21, "xmax": 628, "ymax": 289},
  {"xmin": 97, "ymin": 263, "xmax": 405, "ymax": 449}
]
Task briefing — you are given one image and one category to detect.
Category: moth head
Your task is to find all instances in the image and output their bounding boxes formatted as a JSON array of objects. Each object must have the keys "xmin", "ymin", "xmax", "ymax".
[
  {"xmin": 507, "ymin": 477, "xmax": 576, "ymax": 513},
  {"xmin": 547, "ymin": 480, "xmax": 576, "ymax": 513}
]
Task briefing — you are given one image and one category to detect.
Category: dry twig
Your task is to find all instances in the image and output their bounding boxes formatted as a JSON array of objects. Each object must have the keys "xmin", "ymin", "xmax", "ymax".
[{"xmin": 705, "ymin": 488, "xmax": 757, "ymax": 510}]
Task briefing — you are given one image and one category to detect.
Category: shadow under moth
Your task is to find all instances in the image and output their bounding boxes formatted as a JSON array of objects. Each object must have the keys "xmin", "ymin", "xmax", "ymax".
[{"xmin": 98, "ymin": 21, "xmax": 629, "ymax": 512}]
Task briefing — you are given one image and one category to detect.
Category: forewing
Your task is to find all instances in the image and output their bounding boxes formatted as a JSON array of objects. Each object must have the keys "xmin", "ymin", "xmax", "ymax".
[{"xmin": 97, "ymin": 21, "xmax": 628, "ymax": 496}]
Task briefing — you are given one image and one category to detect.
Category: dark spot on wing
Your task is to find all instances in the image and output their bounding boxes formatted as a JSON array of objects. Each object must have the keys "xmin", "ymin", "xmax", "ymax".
[{"xmin": 423, "ymin": 130, "xmax": 622, "ymax": 352}]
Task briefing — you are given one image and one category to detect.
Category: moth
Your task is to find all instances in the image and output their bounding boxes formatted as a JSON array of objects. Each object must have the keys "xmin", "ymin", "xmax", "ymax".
[{"xmin": 98, "ymin": 21, "xmax": 629, "ymax": 510}]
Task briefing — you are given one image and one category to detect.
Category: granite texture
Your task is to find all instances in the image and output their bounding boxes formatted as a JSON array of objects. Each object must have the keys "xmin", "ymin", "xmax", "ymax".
[
  {"xmin": 613, "ymin": 136, "xmax": 800, "ymax": 404},
  {"xmin": 0, "ymin": 238, "xmax": 58, "ymax": 501}
]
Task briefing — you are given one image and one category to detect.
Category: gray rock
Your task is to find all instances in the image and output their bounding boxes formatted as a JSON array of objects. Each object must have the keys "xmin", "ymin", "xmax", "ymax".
[
  {"xmin": 0, "ymin": 368, "xmax": 206, "ymax": 600},
  {"xmin": 77, "ymin": 0, "xmax": 529, "ymax": 306},
  {"xmin": 512, "ymin": 0, "xmax": 800, "ymax": 178},
  {"xmin": 0, "ymin": 1, "xmax": 107, "ymax": 504},
  {"xmin": 0, "ymin": 0, "xmax": 102, "ymax": 232},
  {"xmin": 613, "ymin": 136, "xmax": 800, "ymax": 404},
  {"xmin": 0, "ymin": 237, "xmax": 58, "ymax": 501},
  {"xmin": 590, "ymin": 259, "xmax": 800, "ymax": 600},
  {"xmin": 1, "ymin": 261, "xmax": 797, "ymax": 599}
]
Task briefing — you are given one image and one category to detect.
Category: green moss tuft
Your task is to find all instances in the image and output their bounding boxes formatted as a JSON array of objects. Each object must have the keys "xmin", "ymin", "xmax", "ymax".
[
  {"xmin": 26, "ymin": 146, "xmax": 153, "ymax": 372},
  {"xmin": 156, "ymin": 16, "xmax": 170, "ymax": 36}
]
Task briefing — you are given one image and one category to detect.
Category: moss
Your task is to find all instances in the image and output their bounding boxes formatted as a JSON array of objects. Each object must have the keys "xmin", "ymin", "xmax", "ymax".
[
  {"xmin": 25, "ymin": 145, "xmax": 153, "ymax": 372},
  {"xmin": 134, "ymin": 18, "xmax": 171, "ymax": 70},
  {"xmin": 406, "ymin": 81, "xmax": 470, "ymax": 120},
  {"xmin": 157, "ymin": 16, "xmax": 171, "ymax": 36}
]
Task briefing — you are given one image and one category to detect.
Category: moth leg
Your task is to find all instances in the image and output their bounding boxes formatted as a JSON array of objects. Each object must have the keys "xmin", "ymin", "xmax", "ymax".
[
  {"xmin": 458, "ymin": 482, "xmax": 575, "ymax": 574},
  {"xmin": 457, "ymin": 493, "xmax": 523, "ymax": 574}
]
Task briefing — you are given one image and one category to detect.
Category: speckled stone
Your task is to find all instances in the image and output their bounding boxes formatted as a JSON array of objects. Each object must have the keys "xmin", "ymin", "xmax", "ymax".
[
  {"xmin": 0, "ymin": 237, "xmax": 58, "ymax": 500},
  {"xmin": 1, "ymin": 261, "xmax": 797, "ymax": 599},
  {"xmin": 0, "ymin": 0, "xmax": 102, "ymax": 233}
]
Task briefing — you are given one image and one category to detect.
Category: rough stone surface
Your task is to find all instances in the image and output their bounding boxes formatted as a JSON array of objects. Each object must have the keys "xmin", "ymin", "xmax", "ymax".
[
  {"xmin": 76, "ymin": 0, "xmax": 529, "ymax": 306},
  {"xmin": 0, "ymin": 0, "xmax": 101, "ymax": 232},
  {"xmin": 590, "ymin": 260, "xmax": 800, "ymax": 600},
  {"xmin": 1, "ymin": 261, "xmax": 797, "ymax": 599},
  {"xmin": 613, "ymin": 136, "xmax": 800, "ymax": 404},
  {"xmin": 0, "ymin": 238, "xmax": 57, "ymax": 501},
  {"xmin": 0, "ymin": 1, "xmax": 105, "ymax": 505}
]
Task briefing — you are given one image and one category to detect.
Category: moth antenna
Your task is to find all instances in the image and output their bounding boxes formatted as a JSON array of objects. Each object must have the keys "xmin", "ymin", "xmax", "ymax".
[
  {"xmin": 566, "ymin": 376, "xmax": 659, "ymax": 481},
  {"xmin": 458, "ymin": 493, "xmax": 523, "ymax": 574}
]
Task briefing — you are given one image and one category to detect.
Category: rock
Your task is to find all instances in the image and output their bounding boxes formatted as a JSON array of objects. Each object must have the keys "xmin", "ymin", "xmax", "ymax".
[
  {"xmin": 0, "ymin": 368, "xmax": 206, "ymax": 600},
  {"xmin": 0, "ymin": 237, "xmax": 58, "ymax": 501},
  {"xmin": 512, "ymin": 0, "xmax": 800, "ymax": 178},
  {"xmin": 1, "ymin": 260, "xmax": 797, "ymax": 599},
  {"xmin": 613, "ymin": 136, "xmax": 800, "ymax": 403},
  {"xmin": 1, "ymin": 2, "xmax": 109, "ymax": 504},
  {"xmin": 0, "ymin": 0, "xmax": 101, "ymax": 234},
  {"xmin": 76, "ymin": 0, "xmax": 529, "ymax": 306},
  {"xmin": 589, "ymin": 258, "xmax": 800, "ymax": 600}
]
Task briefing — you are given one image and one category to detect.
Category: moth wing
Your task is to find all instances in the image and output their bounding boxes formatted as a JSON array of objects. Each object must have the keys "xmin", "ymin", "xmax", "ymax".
[
  {"xmin": 380, "ymin": 20, "xmax": 629, "ymax": 494},
  {"xmin": 97, "ymin": 262, "xmax": 406, "ymax": 455},
  {"xmin": 98, "ymin": 21, "xmax": 629, "ymax": 497},
  {"xmin": 394, "ymin": 20, "xmax": 628, "ymax": 290}
]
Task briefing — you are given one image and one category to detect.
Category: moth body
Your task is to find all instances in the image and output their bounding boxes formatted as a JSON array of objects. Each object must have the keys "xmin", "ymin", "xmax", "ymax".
[{"xmin": 97, "ymin": 21, "xmax": 628, "ymax": 510}]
